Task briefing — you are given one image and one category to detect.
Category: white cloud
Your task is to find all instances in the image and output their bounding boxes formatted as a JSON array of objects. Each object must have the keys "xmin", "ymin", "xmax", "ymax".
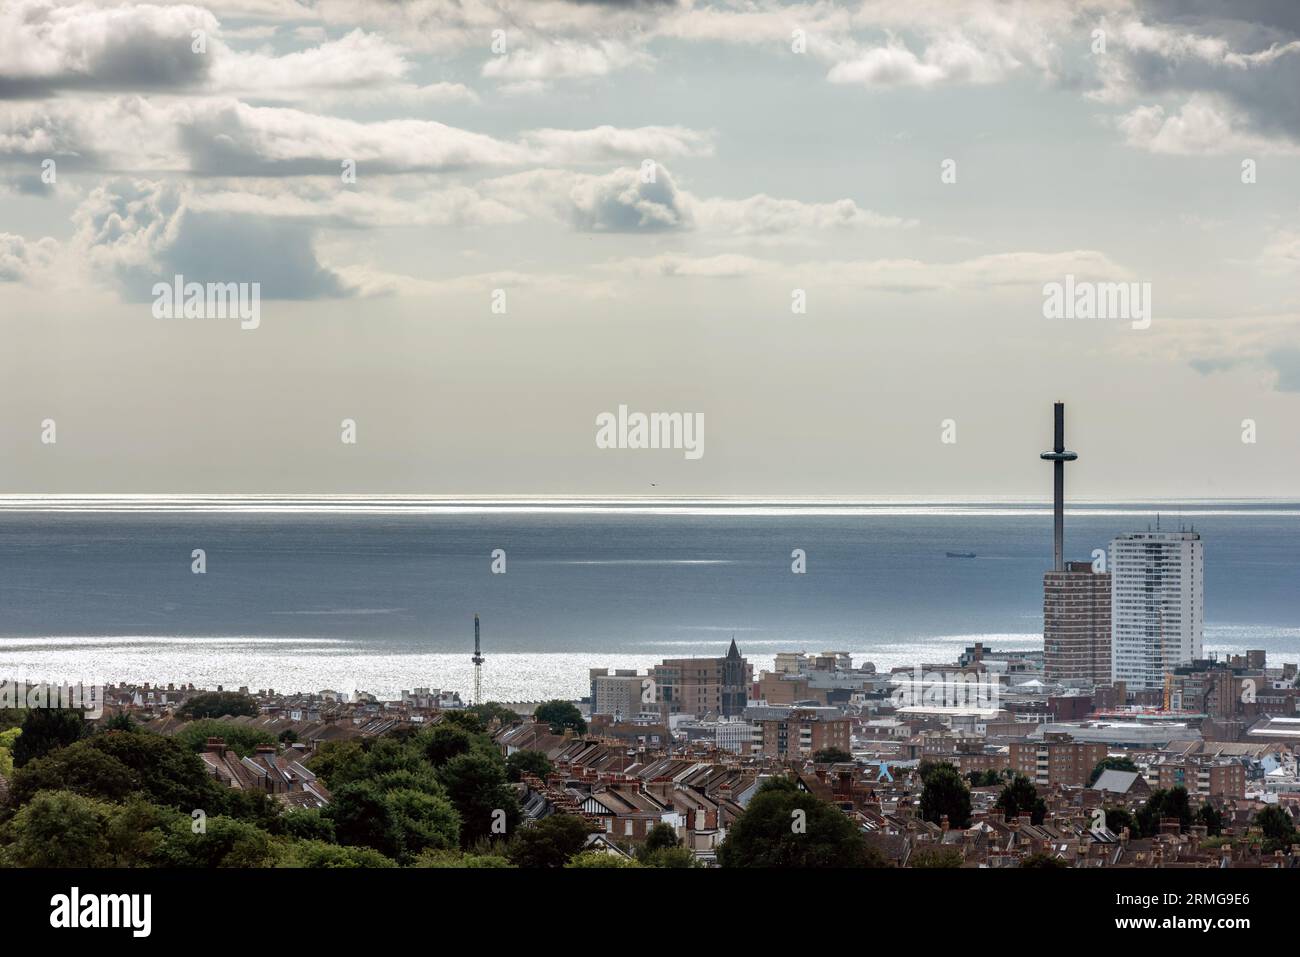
[
  {"xmin": 1116, "ymin": 94, "xmax": 1300, "ymax": 154},
  {"xmin": 0, "ymin": 232, "xmax": 58, "ymax": 281},
  {"xmin": 606, "ymin": 248, "xmax": 1131, "ymax": 290},
  {"xmin": 481, "ymin": 39, "xmax": 653, "ymax": 82}
]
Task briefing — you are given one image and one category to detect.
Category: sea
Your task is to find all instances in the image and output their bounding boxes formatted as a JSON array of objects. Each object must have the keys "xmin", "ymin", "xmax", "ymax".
[{"xmin": 0, "ymin": 497, "xmax": 1296, "ymax": 701}]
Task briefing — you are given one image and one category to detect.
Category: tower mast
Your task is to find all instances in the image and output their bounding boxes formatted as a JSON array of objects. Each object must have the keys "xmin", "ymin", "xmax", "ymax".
[
  {"xmin": 472, "ymin": 613, "xmax": 484, "ymax": 705},
  {"xmin": 1040, "ymin": 401, "xmax": 1079, "ymax": 571}
]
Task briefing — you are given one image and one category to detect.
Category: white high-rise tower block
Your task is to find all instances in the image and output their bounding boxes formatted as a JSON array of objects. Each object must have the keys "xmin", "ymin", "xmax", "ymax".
[{"xmin": 1109, "ymin": 529, "xmax": 1204, "ymax": 691}]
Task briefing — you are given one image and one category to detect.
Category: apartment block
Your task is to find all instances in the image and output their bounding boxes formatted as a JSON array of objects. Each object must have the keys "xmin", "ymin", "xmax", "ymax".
[
  {"xmin": 1043, "ymin": 561, "xmax": 1111, "ymax": 685},
  {"xmin": 1008, "ymin": 732, "xmax": 1108, "ymax": 788}
]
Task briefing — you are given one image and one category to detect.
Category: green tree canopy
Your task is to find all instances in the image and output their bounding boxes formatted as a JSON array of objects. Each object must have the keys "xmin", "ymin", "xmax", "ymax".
[
  {"xmin": 919, "ymin": 763, "xmax": 972, "ymax": 829},
  {"xmin": 534, "ymin": 700, "xmax": 586, "ymax": 735},
  {"xmin": 438, "ymin": 751, "xmax": 520, "ymax": 848},
  {"xmin": 505, "ymin": 749, "xmax": 553, "ymax": 783},
  {"xmin": 1136, "ymin": 787, "xmax": 1193, "ymax": 837},
  {"xmin": 1088, "ymin": 756, "xmax": 1139, "ymax": 786},
  {"xmin": 717, "ymin": 777, "xmax": 878, "ymax": 867},
  {"xmin": 1253, "ymin": 806, "xmax": 1298, "ymax": 853},
  {"xmin": 812, "ymin": 747, "xmax": 852, "ymax": 764},
  {"xmin": 1020, "ymin": 852, "xmax": 1069, "ymax": 868},
  {"xmin": 466, "ymin": 702, "xmax": 522, "ymax": 729},
  {"xmin": 173, "ymin": 719, "xmax": 277, "ymax": 757},
  {"xmin": 994, "ymin": 775, "xmax": 1047, "ymax": 826},
  {"xmin": 419, "ymin": 723, "xmax": 474, "ymax": 766},
  {"xmin": 11, "ymin": 708, "xmax": 88, "ymax": 768},
  {"xmin": 1196, "ymin": 803, "xmax": 1225, "ymax": 837},
  {"xmin": 508, "ymin": 813, "xmax": 594, "ymax": 868}
]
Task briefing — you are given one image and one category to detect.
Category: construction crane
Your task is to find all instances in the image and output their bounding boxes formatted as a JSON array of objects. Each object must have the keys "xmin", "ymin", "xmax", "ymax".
[{"xmin": 472, "ymin": 613, "xmax": 484, "ymax": 706}]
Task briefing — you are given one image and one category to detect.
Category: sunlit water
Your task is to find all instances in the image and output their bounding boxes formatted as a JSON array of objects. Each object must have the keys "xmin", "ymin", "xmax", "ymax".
[{"xmin": 0, "ymin": 499, "xmax": 1296, "ymax": 700}]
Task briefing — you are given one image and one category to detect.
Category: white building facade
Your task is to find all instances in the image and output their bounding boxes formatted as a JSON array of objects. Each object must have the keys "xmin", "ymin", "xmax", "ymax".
[{"xmin": 1109, "ymin": 530, "xmax": 1204, "ymax": 690}]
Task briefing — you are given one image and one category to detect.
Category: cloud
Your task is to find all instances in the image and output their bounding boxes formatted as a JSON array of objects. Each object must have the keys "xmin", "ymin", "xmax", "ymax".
[
  {"xmin": 485, "ymin": 165, "xmax": 914, "ymax": 238},
  {"xmin": 0, "ymin": 97, "xmax": 712, "ymax": 179},
  {"xmin": 186, "ymin": 179, "xmax": 523, "ymax": 228},
  {"xmin": 522, "ymin": 125, "xmax": 713, "ymax": 164},
  {"xmin": 606, "ymin": 248, "xmax": 1130, "ymax": 290},
  {"xmin": 71, "ymin": 178, "xmax": 353, "ymax": 300},
  {"xmin": 827, "ymin": 36, "xmax": 1018, "ymax": 88},
  {"xmin": 0, "ymin": 0, "xmax": 218, "ymax": 98},
  {"xmin": 176, "ymin": 100, "xmax": 530, "ymax": 176},
  {"xmin": 0, "ymin": 232, "xmax": 57, "ymax": 281},
  {"xmin": 694, "ymin": 194, "xmax": 915, "ymax": 235},
  {"xmin": 482, "ymin": 38, "xmax": 653, "ymax": 82},
  {"xmin": 1116, "ymin": 94, "xmax": 1300, "ymax": 154},
  {"xmin": 1095, "ymin": 13, "xmax": 1300, "ymax": 152}
]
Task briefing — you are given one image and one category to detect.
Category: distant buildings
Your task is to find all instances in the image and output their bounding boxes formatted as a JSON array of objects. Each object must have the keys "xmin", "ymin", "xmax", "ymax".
[
  {"xmin": 1110, "ymin": 529, "xmax": 1204, "ymax": 690},
  {"xmin": 588, "ymin": 668, "xmax": 647, "ymax": 718},
  {"xmin": 651, "ymin": 639, "xmax": 752, "ymax": 718},
  {"xmin": 1008, "ymin": 731, "xmax": 1108, "ymax": 788},
  {"xmin": 746, "ymin": 705, "xmax": 851, "ymax": 759},
  {"xmin": 1043, "ymin": 560, "xmax": 1112, "ymax": 685}
]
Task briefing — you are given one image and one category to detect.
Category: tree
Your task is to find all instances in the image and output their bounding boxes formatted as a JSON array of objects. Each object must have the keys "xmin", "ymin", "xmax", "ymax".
[
  {"xmin": 1020, "ymin": 852, "xmax": 1069, "ymax": 868},
  {"xmin": 566, "ymin": 851, "xmax": 641, "ymax": 868},
  {"xmin": 641, "ymin": 846, "xmax": 700, "ymax": 868},
  {"xmin": 383, "ymin": 788, "xmax": 461, "ymax": 861},
  {"xmin": 177, "ymin": 691, "xmax": 258, "ymax": 720},
  {"xmin": 101, "ymin": 713, "xmax": 137, "ymax": 733},
  {"xmin": 279, "ymin": 840, "xmax": 397, "ymax": 868},
  {"xmin": 1137, "ymin": 787, "xmax": 1193, "ymax": 837},
  {"xmin": 415, "ymin": 849, "xmax": 514, "ymax": 868},
  {"xmin": 438, "ymin": 752, "xmax": 520, "ymax": 848},
  {"xmin": 1088, "ymin": 756, "xmax": 1139, "ymax": 786},
  {"xmin": 919, "ymin": 763, "xmax": 972, "ymax": 829},
  {"xmin": 639, "ymin": 822, "xmax": 681, "ymax": 856},
  {"xmin": 173, "ymin": 719, "xmax": 277, "ymax": 757},
  {"xmin": 326, "ymin": 781, "xmax": 402, "ymax": 858},
  {"xmin": 419, "ymin": 723, "xmax": 473, "ymax": 766},
  {"xmin": 813, "ymin": 747, "xmax": 852, "ymax": 764},
  {"xmin": 910, "ymin": 848, "xmax": 964, "ymax": 868},
  {"xmin": 508, "ymin": 813, "xmax": 594, "ymax": 868},
  {"xmin": 1253, "ymin": 806, "xmax": 1298, "ymax": 853},
  {"xmin": 534, "ymin": 700, "xmax": 586, "ymax": 735},
  {"xmin": 0, "ymin": 727, "xmax": 19, "ymax": 777},
  {"xmin": 994, "ymin": 775, "xmax": 1046, "ymax": 826},
  {"xmin": 4, "ymin": 790, "xmax": 115, "ymax": 867},
  {"xmin": 506, "ymin": 750, "xmax": 553, "ymax": 783},
  {"xmin": 717, "ymin": 777, "xmax": 875, "ymax": 867},
  {"xmin": 281, "ymin": 808, "xmax": 335, "ymax": 843},
  {"xmin": 466, "ymin": 702, "xmax": 522, "ymax": 729},
  {"xmin": 90, "ymin": 730, "xmax": 230, "ymax": 813},
  {"xmin": 11, "ymin": 708, "xmax": 88, "ymax": 767},
  {"xmin": 967, "ymin": 769, "xmax": 1002, "ymax": 787},
  {"xmin": 1100, "ymin": 805, "xmax": 1134, "ymax": 836},
  {"xmin": 7, "ymin": 731, "xmax": 226, "ymax": 815},
  {"xmin": 7, "ymin": 741, "xmax": 139, "ymax": 808},
  {"xmin": 154, "ymin": 815, "xmax": 280, "ymax": 868},
  {"xmin": 1196, "ymin": 803, "xmax": 1224, "ymax": 837}
]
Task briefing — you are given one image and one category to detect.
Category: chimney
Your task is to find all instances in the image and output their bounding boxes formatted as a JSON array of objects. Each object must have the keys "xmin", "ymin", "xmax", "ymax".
[{"xmin": 205, "ymin": 737, "xmax": 227, "ymax": 754}]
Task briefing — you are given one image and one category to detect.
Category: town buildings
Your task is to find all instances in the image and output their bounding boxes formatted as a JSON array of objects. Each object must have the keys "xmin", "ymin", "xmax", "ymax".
[
  {"xmin": 1110, "ymin": 529, "xmax": 1204, "ymax": 690},
  {"xmin": 651, "ymin": 639, "xmax": 752, "ymax": 718},
  {"xmin": 1043, "ymin": 561, "xmax": 1112, "ymax": 685}
]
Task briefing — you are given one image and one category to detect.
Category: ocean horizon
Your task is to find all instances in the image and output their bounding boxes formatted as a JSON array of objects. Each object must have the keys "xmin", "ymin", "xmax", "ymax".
[{"xmin": 1, "ymin": 497, "xmax": 1297, "ymax": 700}]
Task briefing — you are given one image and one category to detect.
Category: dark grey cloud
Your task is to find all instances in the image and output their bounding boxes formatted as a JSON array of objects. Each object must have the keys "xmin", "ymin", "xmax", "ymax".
[
  {"xmin": 1117, "ymin": 1, "xmax": 1300, "ymax": 140},
  {"xmin": 0, "ymin": 2, "xmax": 214, "ymax": 100}
]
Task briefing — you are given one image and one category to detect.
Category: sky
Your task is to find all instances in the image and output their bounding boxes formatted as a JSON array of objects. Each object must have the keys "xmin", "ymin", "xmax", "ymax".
[{"xmin": 1, "ymin": 0, "xmax": 1299, "ymax": 499}]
